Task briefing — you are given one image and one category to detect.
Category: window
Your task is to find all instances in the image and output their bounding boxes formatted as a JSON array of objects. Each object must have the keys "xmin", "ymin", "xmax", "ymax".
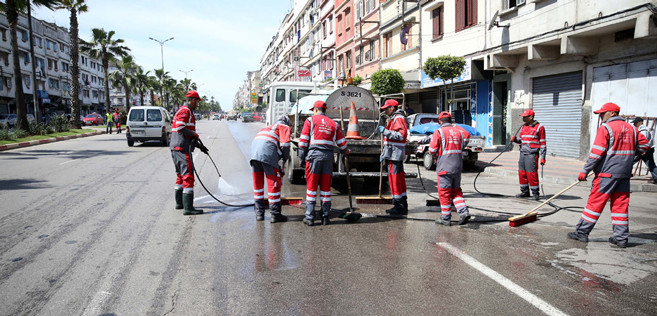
[
  {"xmin": 456, "ymin": 0, "xmax": 477, "ymax": 32},
  {"xmin": 504, "ymin": 0, "xmax": 526, "ymax": 9},
  {"xmin": 356, "ymin": 0, "xmax": 363, "ymax": 21},
  {"xmin": 62, "ymin": 62, "xmax": 69, "ymax": 73},
  {"xmin": 22, "ymin": 51, "xmax": 30, "ymax": 64},
  {"xmin": 322, "ymin": 21, "xmax": 327, "ymax": 38},
  {"xmin": 48, "ymin": 78, "xmax": 60, "ymax": 89},
  {"xmin": 383, "ymin": 33, "xmax": 392, "ymax": 57},
  {"xmin": 366, "ymin": 0, "xmax": 375, "ymax": 13},
  {"xmin": 275, "ymin": 88, "xmax": 286, "ymax": 102},
  {"xmin": 345, "ymin": 50, "xmax": 352, "ymax": 72},
  {"xmin": 129, "ymin": 109, "xmax": 144, "ymax": 121},
  {"xmin": 23, "ymin": 74, "xmax": 30, "ymax": 88},
  {"xmin": 147, "ymin": 109, "xmax": 162, "ymax": 121},
  {"xmin": 60, "ymin": 43, "xmax": 64, "ymax": 51},
  {"xmin": 356, "ymin": 45, "xmax": 364, "ymax": 65},
  {"xmin": 63, "ymin": 83, "xmax": 71, "ymax": 92},
  {"xmin": 92, "ymin": 90, "xmax": 98, "ymax": 98},
  {"xmin": 345, "ymin": 9, "xmax": 351, "ymax": 31},
  {"xmin": 4, "ymin": 76, "xmax": 11, "ymax": 89},
  {"xmin": 337, "ymin": 15, "xmax": 342, "ymax": 35},
  {"xmin": 48, "ymin": 59, "xmax": 53, "ymax": 70},
  {"xmin": 329, "ymin": 16, "xmax": 333, "ymax": 34},
  {"xmin": 432, "ymin": 6, "xmax": 444, "ymax": 39},
  {"xmin": 0, "ymin": 27, "xmax": 6, "ymax": 41},
  {"xmin": 0, "ymin": 52, "xmax": 8, "ymax": 66},
  {"xmin": 20, "ymin": 29, "xmax": 28, "ymax": 42}
]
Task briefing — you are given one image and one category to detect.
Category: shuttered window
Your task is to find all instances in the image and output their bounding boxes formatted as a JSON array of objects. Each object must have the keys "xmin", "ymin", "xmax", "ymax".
[
  {"xmin": 432, "ymin": 6, "xmax": 444, "ymax": 39},
  {"xmin": 456, "ymin": 0, "xmax": 477, "ymax": 32}
]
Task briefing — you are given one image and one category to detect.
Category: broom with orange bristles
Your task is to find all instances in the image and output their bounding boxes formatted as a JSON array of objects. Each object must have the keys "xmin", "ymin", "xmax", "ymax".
[{"xmin": 508, "ymin": 179, "xmax": 582, "ymax": 227}]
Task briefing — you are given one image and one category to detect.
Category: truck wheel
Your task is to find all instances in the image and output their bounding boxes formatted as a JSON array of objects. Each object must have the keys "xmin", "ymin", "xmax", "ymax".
[
  {"xmin": 423, "ymin": 151, "xmax": 435, "ymax": 170},
  {"xmin": 127, "ymin": 139, "xmax": 134, "ymax": 147}
]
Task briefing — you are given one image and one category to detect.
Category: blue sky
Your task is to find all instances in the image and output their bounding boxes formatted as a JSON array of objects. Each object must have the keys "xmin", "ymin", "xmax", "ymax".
[{"xmin": 34, "ymin": 0, "xmax": 293, "ymax": 110}]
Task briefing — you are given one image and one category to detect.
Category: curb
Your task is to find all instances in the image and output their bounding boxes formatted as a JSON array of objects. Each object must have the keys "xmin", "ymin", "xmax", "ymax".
[
  {"xmin": 480, "ymin": 165, "xmax": 657, "ymax": 193},
  {"xmin": 0, "ymin": 130, "xmax": 105, "ymax": 151}
]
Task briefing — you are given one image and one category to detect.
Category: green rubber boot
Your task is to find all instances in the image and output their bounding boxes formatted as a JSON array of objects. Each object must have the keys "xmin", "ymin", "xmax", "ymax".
[
  {"xmin": 182, "ymin": 192, "xmax": 203, "ymax": 215},
  {"xmin": 175, "ymin": 189, "xmax": 183, "ymax": 210}
]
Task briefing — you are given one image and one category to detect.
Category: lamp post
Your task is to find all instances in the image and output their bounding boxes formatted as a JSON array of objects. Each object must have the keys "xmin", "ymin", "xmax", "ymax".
[{"xmin": 148, "ymin": 36, "xmax": 174, "ymax": 109}]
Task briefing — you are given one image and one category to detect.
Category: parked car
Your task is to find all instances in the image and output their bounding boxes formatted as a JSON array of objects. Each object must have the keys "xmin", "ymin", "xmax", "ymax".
[
  {"xmin": 212, "ymin": 114, "xmax": 220, "ymax": 120},
  {"xmin": 0, "ymin": 114, "xmax": 10, "ymax": 128},
  {"xmin": 83, "ymin": 113, "xmax": 104, "ymax": 126},
  {"xmin": 125, "ymin": 106, "xmax": 172, "ymax": 147},
  {"xmin": 194, "ymin": 113, "xmax": 201, "ymax": 121},
  {"xmin": 1, "ymin": 114, "xmax": 35, "ymax": 127},
  {"xmin": 241, "ymin": 112, "xmax": 254, "ymax": 122},
  {"xmin": 226, "ymin": 114, "xmax": 238, "ymax": 121},
  {"xmin": 252, "ymin": 113, "xmax": 262, "ymax": 122}
]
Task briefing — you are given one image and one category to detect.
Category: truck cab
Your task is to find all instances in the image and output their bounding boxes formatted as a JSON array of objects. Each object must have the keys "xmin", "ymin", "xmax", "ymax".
[{"xmin": 264, "ymin": 82, "xmax": 314, "ymax": 125}]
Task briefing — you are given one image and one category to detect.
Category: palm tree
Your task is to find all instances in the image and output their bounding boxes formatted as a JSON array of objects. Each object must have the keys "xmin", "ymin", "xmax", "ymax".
[
  {"xmin": 55, "ymin": 0, "xmax": 88, "ymax": 129},
  {"xmin": 153, "ymin": 68, "xmax": 169, "ymax": 108},
  {"xmin": 147, "ymin": 75, "xmax": 158, "ymax": 106},
  {"xmin": 79, "ymin": 28, "xmax": 130, "ymax": 113},
  {"xmin": 132, "ymin": 66, "xmax": 150, "ymax": 106},
  {"xmin": 109, "ymin": 55, "xmax": 137, "ymax": 110},
  {"xmin": 1, "ymin": 0, "xmax": 57, "ymax": 131}
]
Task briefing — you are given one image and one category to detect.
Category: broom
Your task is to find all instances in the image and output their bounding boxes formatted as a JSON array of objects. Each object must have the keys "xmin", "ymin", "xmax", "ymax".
[
  {"xmin": 336, "ymin": 104, "xmax": 362, "ymax": 222},
  {"xmin": 355, "ymin": 110, "xmax": 393, "ymax": 204},
  {"xmin": 508, "ymin": 179, "xmax": 582, "ymax": 227}
]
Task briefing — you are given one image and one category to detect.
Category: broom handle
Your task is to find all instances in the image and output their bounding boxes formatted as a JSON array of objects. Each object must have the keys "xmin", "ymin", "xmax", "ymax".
[
  {"xmin": 526, "ymin": 180, "xmax": 581, "ymax": 214},
  {"xmin": 338, "ymin": 105, "xmax": 354, "ymax": 211},
  {"xmin": 378, "ymin": 129, "xmax": 384, "ymax": 197}
]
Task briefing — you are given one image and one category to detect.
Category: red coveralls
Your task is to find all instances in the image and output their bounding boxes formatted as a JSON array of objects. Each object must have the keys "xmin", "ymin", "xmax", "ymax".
[
  {"xmin": 381, "ymin": 110, "xmax": 409, "ymax": 213},
  {"xmin": 574, "ymin": 116, "xmax": 649, "ymax": 242},
  {"xmin": 429, "ymin": 123, "xmax": 470, "ymax": 221},
  {"xmin": 512, "ymin": 122, "xmax": 546, "ymax": 196},
  {"xmin": 250, "ymin": 122, "xmax": 291, "ymax": 217},
  {"xmin": 170, "ymin": 105, "xmax": 198, "ymax": 193},
  {"xmin": 298, "ymin": 114, "xmax": 347, "ymax": 220}
]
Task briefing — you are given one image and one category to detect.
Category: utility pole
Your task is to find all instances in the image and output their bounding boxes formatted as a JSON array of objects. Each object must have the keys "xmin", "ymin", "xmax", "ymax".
[{"xmin": 148, "ymin": 36, "xmax": 173, "ymax": 110}]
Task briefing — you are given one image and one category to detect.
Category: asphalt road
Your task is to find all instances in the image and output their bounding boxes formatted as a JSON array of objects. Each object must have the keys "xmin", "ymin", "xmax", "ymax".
[{"xmin": 0, "ymin": 120, "xmax": 656, "ymax": 315}]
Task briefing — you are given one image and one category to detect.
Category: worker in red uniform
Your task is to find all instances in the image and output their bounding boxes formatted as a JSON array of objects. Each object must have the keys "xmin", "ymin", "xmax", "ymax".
[
  {"xmin": 568, "ymin": 102, "xmax": 649, "ymax": 248},
  {"xmin": 378, "ymin": 99, "xmax": 408, "ymax": 216},
  {"xmin": 170, "ymin": 90, "xmax": 208, "ymax": 216},
  {"xmin": 428, "ymin": 111, "xmax": 471, "ymax": 226},
  {"xmin": 299, "ymin": 100, "xmax": 348, "ymax": 226},
  {"xmin": 510, "ymin": 109, "xmax": 547, "ymax": 201},
  {"xmin": 250, "ymin": 115, "xmax": 292, "ymax": 223}
]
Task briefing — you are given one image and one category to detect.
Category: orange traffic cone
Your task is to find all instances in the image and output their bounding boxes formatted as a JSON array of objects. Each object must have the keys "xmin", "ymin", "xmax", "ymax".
[{"xmin": 346, "ymin": 101, "xmax": 366, "ymax": 140}]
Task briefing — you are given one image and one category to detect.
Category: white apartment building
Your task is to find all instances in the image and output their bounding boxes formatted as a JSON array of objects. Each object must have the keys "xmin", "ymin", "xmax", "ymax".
[{"xmin": 0, "ymin": 13, "xmax": 106, "ymax": 117}]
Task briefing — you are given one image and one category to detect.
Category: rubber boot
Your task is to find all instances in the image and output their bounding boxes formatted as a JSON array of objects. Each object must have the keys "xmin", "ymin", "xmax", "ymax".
[
  {"xmin": 531, "ymin": 189, "xmax": 540, "ymax": 201},
  {"xmin": 321, "ymin": 216, "xmax": 330, "ymax": 226},
  {"xmin": 270, "ymin": 203, "xmax": 287, "ymax": 223},
  {"xmin": 254, "ymin": 199, "xmax": 266, "ymax": 221},
  {"xmin": 175, "ymin": 189, "xmax": 183, "ymax": 210},
  {"xmin": 182, "ymin": 192, "xmax": 203, "ymax": 215}
]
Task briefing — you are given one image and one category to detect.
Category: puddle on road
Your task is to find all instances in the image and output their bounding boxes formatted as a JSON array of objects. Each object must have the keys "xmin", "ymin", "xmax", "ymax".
[{"xmin": 555, "ymin": 247, "xmax": 657, "ymax": 285}]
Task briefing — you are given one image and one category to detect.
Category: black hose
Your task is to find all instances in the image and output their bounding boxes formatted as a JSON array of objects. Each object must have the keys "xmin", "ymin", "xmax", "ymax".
[{"xmin": 191, "ymin": 139, "xmax": 255, "ymax": 208}]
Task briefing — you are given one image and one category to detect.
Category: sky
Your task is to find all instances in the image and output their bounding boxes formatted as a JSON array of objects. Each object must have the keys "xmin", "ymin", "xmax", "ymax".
[{"xmin": 33, "ymin": 0, "xmax": 293, "ymax": 110}]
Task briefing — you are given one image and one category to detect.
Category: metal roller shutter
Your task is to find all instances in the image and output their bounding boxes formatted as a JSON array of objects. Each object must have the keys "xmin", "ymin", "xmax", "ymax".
[
  {"xmin": 532, "ymin": 72, "xmax": 583, "ymax": 158},
  {"xmin": 420, "ymin": 90, "xmax": 438, "ymax": 113}
]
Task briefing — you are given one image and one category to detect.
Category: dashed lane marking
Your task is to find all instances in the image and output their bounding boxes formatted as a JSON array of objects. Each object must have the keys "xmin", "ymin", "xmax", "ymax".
[{"xmin": 436, "ymin": 242, "xmax": 568, "ymax": 316}]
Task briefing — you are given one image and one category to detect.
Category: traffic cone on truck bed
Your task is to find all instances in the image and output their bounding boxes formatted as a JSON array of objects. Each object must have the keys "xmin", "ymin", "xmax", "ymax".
[{"xmin": 345, "ymin": 101, "xmax": 366, "ymax": 140}]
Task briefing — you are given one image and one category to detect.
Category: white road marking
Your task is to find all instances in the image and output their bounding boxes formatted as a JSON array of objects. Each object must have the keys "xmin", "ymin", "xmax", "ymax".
[
  {"xmin": 58, "ymin": 159, "xmax": 77, "ymax": 166},
  {"xmin": 436, "ymin": 242, "xmax": 568, "ymax": 316},
  {"xmin": 82, "ymin": 290, "xmax": 112, "ymax": 316}
]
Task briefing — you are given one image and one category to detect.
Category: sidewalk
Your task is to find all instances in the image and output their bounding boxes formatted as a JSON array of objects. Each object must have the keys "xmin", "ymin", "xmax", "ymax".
[
  {"xmin": 476, "ymin": 150, "xmax": 657, "ymax": 193},
  {"xmin": 0, "ymin": 129, "xmax": 105, "ymax": 151}
]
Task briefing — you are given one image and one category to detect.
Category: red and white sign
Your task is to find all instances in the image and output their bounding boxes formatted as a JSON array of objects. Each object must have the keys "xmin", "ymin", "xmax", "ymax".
[{"xmin": 298, "ymin": 69, "xmax": 311, "ymax": 77}]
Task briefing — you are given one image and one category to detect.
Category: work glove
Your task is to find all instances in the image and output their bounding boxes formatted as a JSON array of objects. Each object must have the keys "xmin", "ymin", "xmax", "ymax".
[
  {"xmin": 198, "ymin": 144, "xmax": 209, "ymax": 154},
  {"xmin": 300, "ymin": 160, "xmax": 306, "ymax": 168},
  {"xmin": 194, "ymin": 133, "xmax": 200, "ymax": 139},
  {"xmin": 578, "ymin": 172, "xmax": 588, "ymax": 182},
  {"xmin": 510, "ymin": 136, "xmax": 517, "ymax": 142},
  {"xmin": 378, "ymin": 126, "xmax": 385, "ymax": 133},
  {"xmin": 540, "ymin": 159, "xmax": 546, "ymax": 165}
]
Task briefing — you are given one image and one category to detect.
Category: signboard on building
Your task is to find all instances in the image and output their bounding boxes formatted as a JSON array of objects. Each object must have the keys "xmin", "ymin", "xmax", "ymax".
[
  {"xmin": 298, "ymin": 69, "xmax": 311, "ymax": 77},
  {"xmin": 421, "ymin": 58, "xmax": 472, "ymax": 88},
  {"xmin": 324, "ymin": 70, "xmax": 333, "ymax": 81},
  {"xmin": 251, "ymin": 93, "xmax": 257, "ymax": 104}
]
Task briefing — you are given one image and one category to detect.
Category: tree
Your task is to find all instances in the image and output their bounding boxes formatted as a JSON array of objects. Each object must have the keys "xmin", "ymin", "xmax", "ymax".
[
  {"xmin": 370, "ymin": 69, "xmax": 405, "ymax": 96},
  {"xmin": 79, "ymin": 28, "xmax": 130, "ymax": 113},
  {"xmin": 108, "ymin": 55, "xmax": 137, "ymax": 110},
  {"xmin": 147, "ymin": 75, "xmax": 158, "ymax": 106},
  {"xmin": 132, "ymin": 66, "xmax": 150, "ymax": 106},
  {"xmin": 423, "ymin": 56, "xmax": 466, "ymax": 109},
  {"xmin": 54, "ymin": 0, "xmax": 87, "ymax": 129},
  {"xmin": 1, "ymin": 0, "xmax": 57, "ymax": 131},
  {"xmin": 153, "ymin": 68, "xmax": 169, "ymax": 107}
]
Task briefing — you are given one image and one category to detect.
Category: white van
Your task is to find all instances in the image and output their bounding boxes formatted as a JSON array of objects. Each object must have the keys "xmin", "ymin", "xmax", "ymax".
[
  {"xmin": 263, "ymin": 81, "xmax": 315, "ymax": 125},
  {"xmin": 126, "ymin": 106, "xmax": 171, "ymax": 147}
]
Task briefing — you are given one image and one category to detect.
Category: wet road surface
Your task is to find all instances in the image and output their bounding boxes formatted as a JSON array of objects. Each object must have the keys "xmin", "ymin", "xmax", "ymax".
[{"xmin": 0, "ymin": 120, "xmax": 655, "ymax": 315}]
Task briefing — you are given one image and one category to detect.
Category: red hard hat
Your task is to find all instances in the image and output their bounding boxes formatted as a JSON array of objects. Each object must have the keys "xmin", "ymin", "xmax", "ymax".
[
  {"xmin": 593, "ymin": 102, "xmax": 621, "ymax": 114},
  {"xmin": 311, "ymin": 100, "xmax": 327, "ymax": 110},
  {"xmin": 520, "ymin": 109, "xmax": 535, "ymax": 117},
  {"xmin": 186, "ymin": 90, "xmax": 202, "ymax": 100},
  {"xmin": 380, "ymin": 99, "xmax": 399, "ymax": 110},
  {"xmin": 438, "ymin": 111, "xmax": 452, "ymax": 119}
]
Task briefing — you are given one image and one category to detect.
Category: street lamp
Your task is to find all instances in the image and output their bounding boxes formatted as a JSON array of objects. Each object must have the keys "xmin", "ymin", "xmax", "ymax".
[
  {"xmin": 148, "ymin": 36, "xmax": 174, "ymax": 109},
  {"xmin": 179, "ymin": 69, "xmax": 193, "ymax": 79}
]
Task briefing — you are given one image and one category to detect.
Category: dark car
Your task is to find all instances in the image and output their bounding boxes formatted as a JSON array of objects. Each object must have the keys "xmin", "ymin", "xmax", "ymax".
[{"xmin": 241, "ymin": 113, "xmax": 254, "ymax": 122}]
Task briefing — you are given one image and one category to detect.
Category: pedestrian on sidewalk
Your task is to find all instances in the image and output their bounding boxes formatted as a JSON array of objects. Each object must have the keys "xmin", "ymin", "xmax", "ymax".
[
  {"xmin": 105, "ymin": 111, "xmax": 113, "ymax": 134},
  {"xmin": 568, "ymin": 102, "xmax": 650, "ymax": 248},
  {"xmin": 632, "ymin": 117, "xmax": 656, "ymax": 184},
  {"xmin": 427, "ymin": 111, "xmax": 471, "ymax": 226},
  {"xmin": 299, "ymin": 100, "xmax": 348, "ymax": 226},
  {"xmin": 170, "ymin": 91, "xmax": 208, "ymax": 216},
  {"xmin": 378, "ymin": 99, "xmax": 409, "ymax": 216},
  {"xmin": 510, "ymin": 109, "xmax": 546, "ymax": 201},
  {"xmin": 250, "ymin": 115, "xmax": 292, "ymax": 223},
  {"xmin": 113, "ymin": 109, "xmax": 121, "ymax": 134}
]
